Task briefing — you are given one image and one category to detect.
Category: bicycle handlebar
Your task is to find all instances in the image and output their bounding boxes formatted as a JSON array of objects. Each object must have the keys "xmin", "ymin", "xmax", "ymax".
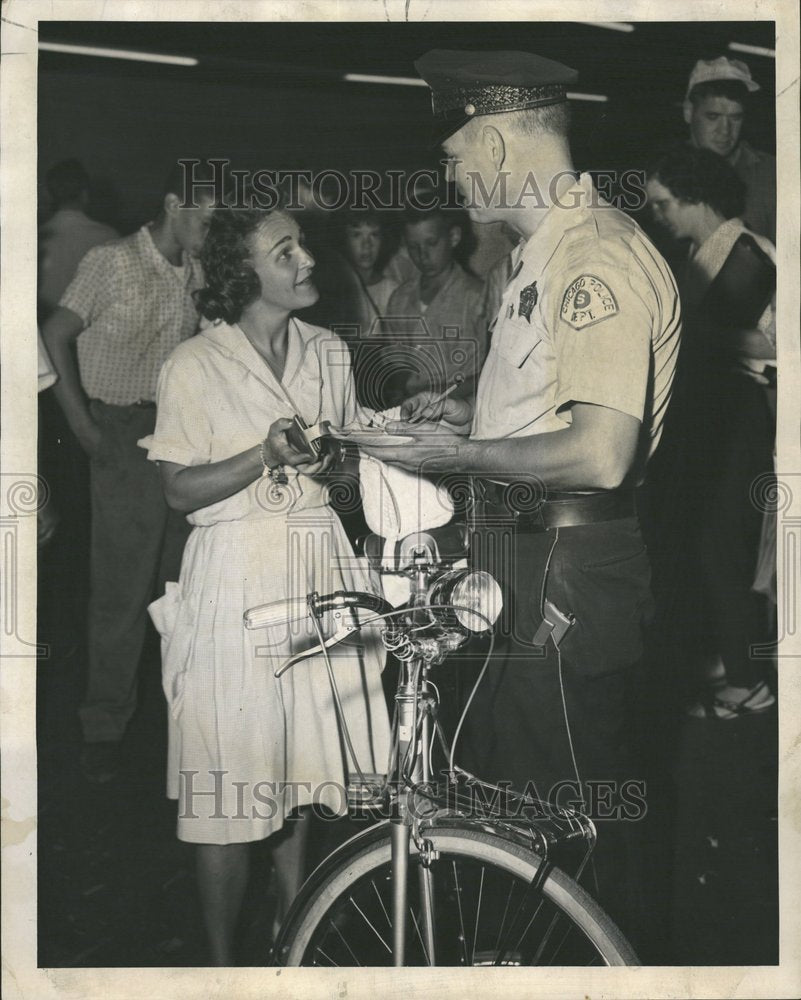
[{"xmin": 244, "ymin": 590, "xmax": 394, "ymax": 630}]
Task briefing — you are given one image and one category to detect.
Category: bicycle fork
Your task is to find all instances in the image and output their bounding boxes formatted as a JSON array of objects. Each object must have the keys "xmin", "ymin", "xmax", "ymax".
[{"xmin": 391, "ymin": 665, "xmax": 436, "ymax": 966}]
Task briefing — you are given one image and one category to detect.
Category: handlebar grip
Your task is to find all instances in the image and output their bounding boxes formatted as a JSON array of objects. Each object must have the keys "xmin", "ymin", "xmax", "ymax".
[
  {"xmin": 244, "ymin": 591, "xmax": 394, "ymax": 630},
  {"xmin": 244, "ymin": 596, "xmax": 310, "ymax": 630},
  {"xmin": 313, "ymin": 591, "xmax": 394, "ymax": 618}
]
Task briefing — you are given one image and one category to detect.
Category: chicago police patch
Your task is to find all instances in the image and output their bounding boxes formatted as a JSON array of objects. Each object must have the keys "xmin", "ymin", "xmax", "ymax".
[{"xmin": 560, "ymin": 275, "xmax": 618, "ymax": 330}]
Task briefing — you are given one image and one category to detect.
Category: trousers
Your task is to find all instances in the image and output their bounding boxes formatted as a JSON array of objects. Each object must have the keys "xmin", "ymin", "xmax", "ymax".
[
  {"xmin": 79, "ymin": 401, "xmax": 189, "ymax": 743},
  {"xmin": 457, "ymin": 512, "xmax": 654, "ymax": 951},
  {"xmin": 698, "ymin": 375, "xmax": 775, "ymax": 686}
]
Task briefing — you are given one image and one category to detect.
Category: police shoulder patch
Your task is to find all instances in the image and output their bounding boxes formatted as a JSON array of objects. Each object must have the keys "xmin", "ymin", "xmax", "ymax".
[{"xmin": 559, "ymin": 274, "xmax": 619, "ymax": 330}]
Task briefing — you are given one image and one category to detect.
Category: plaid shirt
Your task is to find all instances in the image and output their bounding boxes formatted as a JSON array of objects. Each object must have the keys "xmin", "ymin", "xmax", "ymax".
[{"xmin": 60, "ymin": 225, "xmax": 203, "ymax": 405}]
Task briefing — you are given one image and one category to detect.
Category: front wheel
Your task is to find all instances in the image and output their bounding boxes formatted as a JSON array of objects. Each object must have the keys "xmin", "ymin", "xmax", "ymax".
[{"xmin": 275, "ymin": 823, "xmax": 638, "ymax": 966}]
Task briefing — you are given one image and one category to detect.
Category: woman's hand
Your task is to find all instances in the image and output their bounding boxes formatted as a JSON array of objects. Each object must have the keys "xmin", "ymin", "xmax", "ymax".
[
  {"xmin": 264, "ymin": 418, "xmax": 338, "ymax": 479},
  {"xmin": 264, "ymin": 418, "xmax": 319, "ymax": 468}
]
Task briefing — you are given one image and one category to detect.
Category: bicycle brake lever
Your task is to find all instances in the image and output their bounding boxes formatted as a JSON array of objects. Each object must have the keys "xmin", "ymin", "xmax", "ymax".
[{"xmin": 273, "ymin": 621, "xmax": 360, "ymax": 678}]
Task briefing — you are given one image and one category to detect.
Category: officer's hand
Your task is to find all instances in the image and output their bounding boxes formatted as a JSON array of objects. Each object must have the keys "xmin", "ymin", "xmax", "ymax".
[{"xmin": 399, "ymin": 391, "xmax": 472, "ymax": 430}]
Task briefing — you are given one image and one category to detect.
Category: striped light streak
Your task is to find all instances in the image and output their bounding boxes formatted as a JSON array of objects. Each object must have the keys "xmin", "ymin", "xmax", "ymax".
[
  {"xmin": 728, "ymin": 41, "xmax": 775, "ymax": 59},
  {"xmin": 39, "ymin": 41, "xmax": 199, "ymax": 66}
]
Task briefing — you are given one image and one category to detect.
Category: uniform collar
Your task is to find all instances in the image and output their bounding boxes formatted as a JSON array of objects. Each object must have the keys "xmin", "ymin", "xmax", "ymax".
[{"xmin": 517, "ymin": 172, "xmax": 597, "ymax": 275}]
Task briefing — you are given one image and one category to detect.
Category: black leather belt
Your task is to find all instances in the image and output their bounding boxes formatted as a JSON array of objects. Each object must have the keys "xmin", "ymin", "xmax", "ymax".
[{"xmin": 472, "ymin": 478, "xmax": 637, "ymax": 530}]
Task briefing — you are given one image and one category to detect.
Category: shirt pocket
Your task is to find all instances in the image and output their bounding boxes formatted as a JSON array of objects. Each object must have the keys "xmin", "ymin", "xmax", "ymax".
[{"xmin": 494, "ymin": 315, "xmax": 543, "ymax": 369}]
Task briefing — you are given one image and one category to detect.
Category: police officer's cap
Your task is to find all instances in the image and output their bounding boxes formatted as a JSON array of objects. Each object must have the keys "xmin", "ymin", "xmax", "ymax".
[{"xmin": 414, "ymin": 49, "xmax": 578, "ymax": 144}]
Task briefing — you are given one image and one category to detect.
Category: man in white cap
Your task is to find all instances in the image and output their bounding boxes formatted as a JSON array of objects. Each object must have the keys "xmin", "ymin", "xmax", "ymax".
[{"xmin": 684, "ymin": 56, "xmax": 776, "ymax": 242}]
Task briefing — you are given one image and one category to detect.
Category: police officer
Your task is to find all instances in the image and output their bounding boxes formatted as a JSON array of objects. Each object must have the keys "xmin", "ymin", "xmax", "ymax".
[{"xmin": 360, "ymin": 50, "xmax": 682, "ymax": 952}]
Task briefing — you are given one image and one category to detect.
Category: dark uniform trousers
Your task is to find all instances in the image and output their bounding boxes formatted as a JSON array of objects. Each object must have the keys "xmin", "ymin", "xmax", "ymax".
[
  {"xmin": 79, "ymin": 400, "xmax": 189, "ymax": 743},
  {"xmin": 458, "ymin": 509, "xmax": 654, "ymax": 951}
]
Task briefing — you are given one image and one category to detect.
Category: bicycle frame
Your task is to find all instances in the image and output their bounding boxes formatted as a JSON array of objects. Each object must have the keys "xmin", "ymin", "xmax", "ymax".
[{"xmin": 247, "ymin": 528, "xmax": 598, "ymax": 966}]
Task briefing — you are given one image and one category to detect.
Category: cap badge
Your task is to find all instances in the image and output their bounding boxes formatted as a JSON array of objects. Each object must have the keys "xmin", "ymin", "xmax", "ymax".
[{"xmin": 518, "ymin": 281, "xmax": 539, "ymax": 323}]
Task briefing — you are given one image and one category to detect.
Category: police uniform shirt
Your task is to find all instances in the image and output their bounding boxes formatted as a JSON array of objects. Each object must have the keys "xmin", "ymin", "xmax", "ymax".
[{"xmin": 471, "ymin": 173, "xmax": 682, "ymax": 485}]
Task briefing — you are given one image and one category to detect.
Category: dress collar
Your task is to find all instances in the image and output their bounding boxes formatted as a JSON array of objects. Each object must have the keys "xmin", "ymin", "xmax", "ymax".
[{"xmin": 200, "ymin": 318, "xmax": 320, "ymax": 407}]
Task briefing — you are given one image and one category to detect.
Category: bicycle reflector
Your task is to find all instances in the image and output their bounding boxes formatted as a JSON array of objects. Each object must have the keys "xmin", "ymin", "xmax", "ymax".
[{"xmin": 426, "ymin": 569, "xmax": 502, "ymax": 633}]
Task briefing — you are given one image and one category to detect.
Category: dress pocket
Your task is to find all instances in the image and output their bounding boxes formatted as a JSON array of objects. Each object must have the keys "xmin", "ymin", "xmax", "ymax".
[{"xmin": 148, "ymin": 581, "xmax": 198, "ymax": 720}]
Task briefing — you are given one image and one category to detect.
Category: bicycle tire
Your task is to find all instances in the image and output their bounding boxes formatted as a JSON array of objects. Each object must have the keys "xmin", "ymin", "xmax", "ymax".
[{"xmin": 275, "ymin": 821, "xmax": 639, "ymax": 966}]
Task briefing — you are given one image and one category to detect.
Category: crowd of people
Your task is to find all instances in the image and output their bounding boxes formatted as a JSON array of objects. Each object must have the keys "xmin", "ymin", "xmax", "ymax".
[{"xmin": 37, "ymin": 50, "xmax": 777, "ymax": 966}]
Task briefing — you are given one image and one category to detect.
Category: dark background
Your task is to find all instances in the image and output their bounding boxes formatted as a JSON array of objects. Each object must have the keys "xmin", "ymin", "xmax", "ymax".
[
  {"xmin": 38, "ymin": 20, "xmax": 776, "ymax": 233},
  {"xmin": 36, "ymin": 18, "xmax": 780, "ymax": 969}
]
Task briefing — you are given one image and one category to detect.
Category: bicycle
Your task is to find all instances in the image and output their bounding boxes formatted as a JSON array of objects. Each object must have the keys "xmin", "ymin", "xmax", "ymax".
[{"xmin": 244, "ymin": 521, "xmax": 639, "ymax": 967}]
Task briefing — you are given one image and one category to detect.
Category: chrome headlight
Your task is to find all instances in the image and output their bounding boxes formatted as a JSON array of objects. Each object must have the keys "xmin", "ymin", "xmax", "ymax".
[{"xmin": 427, "ymin": 569, "xmax": 503, "ymax": 633}]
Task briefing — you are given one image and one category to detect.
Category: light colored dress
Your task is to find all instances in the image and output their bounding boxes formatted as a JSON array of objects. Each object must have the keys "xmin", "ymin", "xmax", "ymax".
[{"xmin": 147, "ymin": 319, "xmax": 391, "ymax": 844}]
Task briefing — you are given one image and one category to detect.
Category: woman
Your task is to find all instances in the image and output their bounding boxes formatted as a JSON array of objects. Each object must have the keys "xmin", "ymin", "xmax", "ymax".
[
  {"xmin": 147, "ymin": 205, "xmax": 391, "ymax": 965},
  {"xmin": 646, "ymin": 146, "xmax": 776, "ymax": 719}
]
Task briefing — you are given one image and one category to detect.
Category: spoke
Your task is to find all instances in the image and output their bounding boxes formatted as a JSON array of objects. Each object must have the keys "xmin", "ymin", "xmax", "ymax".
[
  {"xmin": 529, "ymin": 911, "xmax": 562, "ymax": 966},
  {"xmin": 410, "ymin": 906, "xmax": 431, "ymax": 966},
  {"xmin": 509, "ymin": 896, "xmax": 550, "ymax": 964},
  {"xmin": 495, "ymin": 881, "xmax": 546, "ymax": 965},
  {"xmin": 470, "ymin": 865, "xmax": 485, "ymax": 966},
  {"xmin": 371, "ymin": 878, "xmax": 392, "ymax": 930},
  {"xmin": 451, "ymin": 860, "xmax": 470, "ymax": 966},
  {"xmin": 492, "ymin": 876, "xmax": 518, "ymax": 959},
  {"xmin": 329, "ymin": 914, "xmax": 363, "ymax": 967},
  {"xmin": 314, "ymin": 945, "xmax": 339, "ymax": 966},
  {"xmin": 349, "ymin": 895, "xmax": 392, "ymax": 955},
  {"xmin": 544, "ymin": 915, "xmax": 601, "ymax": 966}
]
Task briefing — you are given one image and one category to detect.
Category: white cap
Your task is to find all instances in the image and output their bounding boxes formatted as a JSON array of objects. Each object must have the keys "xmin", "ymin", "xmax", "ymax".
[{"xmin": 686, "ymin": 57, "xmax": 760, "ymax": 100}]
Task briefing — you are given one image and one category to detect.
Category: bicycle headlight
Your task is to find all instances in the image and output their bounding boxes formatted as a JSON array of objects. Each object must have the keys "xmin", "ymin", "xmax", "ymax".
[{"xmin": 426, "ymin": 569, "xmax": 503, "ymax": 633}]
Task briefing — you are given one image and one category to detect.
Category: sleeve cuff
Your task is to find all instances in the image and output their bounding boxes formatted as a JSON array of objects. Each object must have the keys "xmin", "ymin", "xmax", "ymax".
[
  {"xmin": 146, "ymin": 440, "xmax": 204, "ymax": 467},
  {"xmin": 554, "ymin": 385, "xmax": 644, "ymax": 424}
]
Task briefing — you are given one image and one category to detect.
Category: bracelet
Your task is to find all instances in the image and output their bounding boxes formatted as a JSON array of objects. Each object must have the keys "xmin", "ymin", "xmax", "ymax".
[{"xmin": 259, "ymin": 440, "xmax": 287, "ymax": 485}]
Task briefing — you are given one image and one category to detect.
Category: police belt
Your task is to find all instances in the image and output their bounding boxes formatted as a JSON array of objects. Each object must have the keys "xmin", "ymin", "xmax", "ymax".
[{"xmin": 471, "ymin": 479, "xmax": 637, "ymax": 530}]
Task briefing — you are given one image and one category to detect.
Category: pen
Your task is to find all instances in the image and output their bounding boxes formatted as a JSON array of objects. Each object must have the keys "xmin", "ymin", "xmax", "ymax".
[{"xmin": 411, "ymin": 375, "xmax": 464, "ymax": 423}]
